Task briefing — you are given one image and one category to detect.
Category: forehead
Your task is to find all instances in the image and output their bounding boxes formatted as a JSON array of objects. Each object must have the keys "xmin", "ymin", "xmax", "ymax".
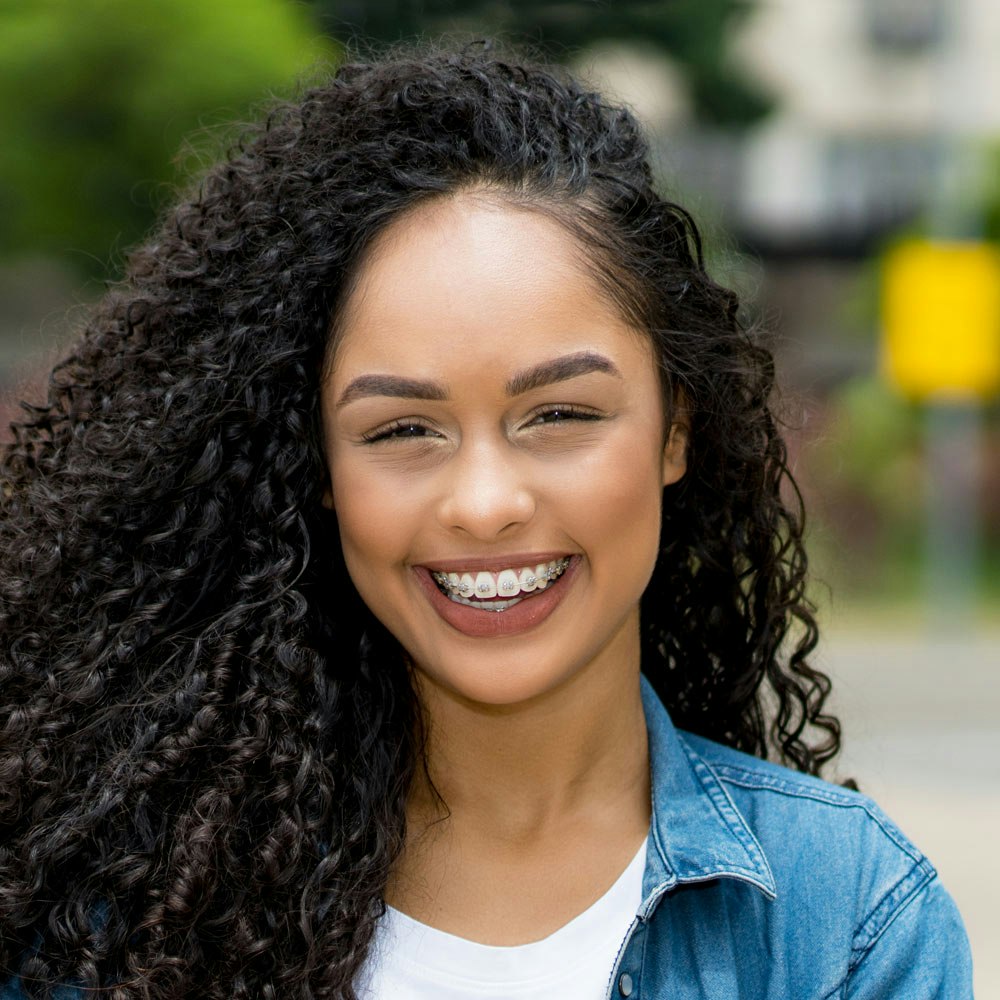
[{"xmin": 328, "ymin": 194, "xmax": 654, "ymax": 384}]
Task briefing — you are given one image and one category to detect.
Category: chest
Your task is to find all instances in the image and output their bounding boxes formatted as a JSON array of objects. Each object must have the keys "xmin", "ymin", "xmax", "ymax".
[{"xmin": 609, "ymin": 882, "xmax": 849, "ymax": 1000}]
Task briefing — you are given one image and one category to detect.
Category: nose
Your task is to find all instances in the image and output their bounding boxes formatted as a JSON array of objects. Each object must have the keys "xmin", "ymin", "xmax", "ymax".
[{"xmin": 435, "ymin": 438, "xmax": 537, "ymax": 540}]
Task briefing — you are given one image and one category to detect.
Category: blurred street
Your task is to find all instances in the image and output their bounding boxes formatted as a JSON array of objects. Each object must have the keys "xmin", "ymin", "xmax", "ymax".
[{"xmin": 821, "ymin": 627, "xmax": 1000, "ymax": 998}]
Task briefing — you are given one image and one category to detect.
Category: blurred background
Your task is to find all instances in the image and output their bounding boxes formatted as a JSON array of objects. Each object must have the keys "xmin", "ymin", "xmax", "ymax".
[{"xmin": 1, "ymin": 0, "xmax": 997, "ymax": 991}]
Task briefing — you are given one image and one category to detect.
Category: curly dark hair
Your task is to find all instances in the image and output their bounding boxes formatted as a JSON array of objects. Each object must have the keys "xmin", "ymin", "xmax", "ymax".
[{"xmin": 0, "ymin": 43, "xmax": 843, "ymax": 999}]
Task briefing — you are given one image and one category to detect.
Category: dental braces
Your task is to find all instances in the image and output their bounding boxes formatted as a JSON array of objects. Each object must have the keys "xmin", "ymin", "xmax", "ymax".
[{"xmin": 432, "ymin": 557, "xmax": 570, "ymax": 598}]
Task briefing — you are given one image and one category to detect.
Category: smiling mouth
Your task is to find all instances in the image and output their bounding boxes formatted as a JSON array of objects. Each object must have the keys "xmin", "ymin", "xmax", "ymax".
[{"xmin": 429, "ymin": 557, "xmax": 572, "ymax": 612}]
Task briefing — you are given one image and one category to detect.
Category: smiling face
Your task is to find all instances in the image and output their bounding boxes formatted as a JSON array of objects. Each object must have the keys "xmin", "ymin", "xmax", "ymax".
[{"xmin": 321, "ymin": 194, "xmax": 686, "ymax": 708}]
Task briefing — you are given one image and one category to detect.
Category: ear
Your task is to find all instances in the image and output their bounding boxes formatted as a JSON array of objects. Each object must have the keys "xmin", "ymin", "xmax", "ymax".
[
  {"xmin": 321, "ymin": 483, "xmax": 335, "ymax": 511},
  {"xmin": 661, "ymin": 419, "xmax": 688, "ymax": 487}
]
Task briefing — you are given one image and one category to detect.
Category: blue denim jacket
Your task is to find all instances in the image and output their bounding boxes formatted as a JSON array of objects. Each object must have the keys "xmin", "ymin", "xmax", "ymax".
[
  {"xmin": 610, "ymin": 677, "xmax": 974, "ymax": 999},
  {"xmin": 1, "ymin": 679, "xmax": 974, "ymax": 999}
]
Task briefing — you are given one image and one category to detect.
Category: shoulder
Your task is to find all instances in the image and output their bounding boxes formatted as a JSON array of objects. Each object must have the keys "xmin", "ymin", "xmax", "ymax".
[
  {"xmin": 679, "ymin": 730, "xmax": 935, "ymax": 910},
  {"xmin": 639, "ymin": 683, "xmax": 972, "ymax": 995},
  {"xmin": 681, "ymin": 727, "xmax": 918, "ymax": 835},
  {"xmin": 682, "ymin": 729, "xmax": 920, "ymax": 839},
  {"xmin": 675, "ymin": 731, "xmax": 972, "ymax": 992}
]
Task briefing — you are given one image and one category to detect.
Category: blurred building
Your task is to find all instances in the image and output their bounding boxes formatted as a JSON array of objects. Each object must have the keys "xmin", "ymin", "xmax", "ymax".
[
  {"xmin": 575, "ymin": 0, "xmax": 1000, "ymax": 595},
  {"xmin": 679, "ymin": 0, "xmax": 998, "ymax": 258},
  {"xmin": 579, "ymin": 0, "xmax": 996, "ymax": 388}
]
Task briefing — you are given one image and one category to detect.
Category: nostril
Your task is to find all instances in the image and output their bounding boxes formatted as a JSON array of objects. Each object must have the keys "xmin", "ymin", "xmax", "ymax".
[{"xmin": 436, "ymin": 483, "xmax": 537, "ymax": 538}]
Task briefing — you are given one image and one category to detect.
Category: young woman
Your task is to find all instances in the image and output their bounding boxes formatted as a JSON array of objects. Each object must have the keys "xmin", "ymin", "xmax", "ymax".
[{"xmin": 0, "ymin": 45, "xmax": 971, "ymax": 999}]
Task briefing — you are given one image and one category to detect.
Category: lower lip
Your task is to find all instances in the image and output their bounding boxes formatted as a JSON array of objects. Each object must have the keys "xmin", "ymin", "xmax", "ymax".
[{"xmin": 413, "ymin": 558, "xmax": 579, "ymax": 638}]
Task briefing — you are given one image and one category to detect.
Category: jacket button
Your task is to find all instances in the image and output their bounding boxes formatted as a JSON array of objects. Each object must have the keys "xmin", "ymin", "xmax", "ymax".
[{"xmin": 618, "ymin": 972, "xmax": 634, "ymax": 997}]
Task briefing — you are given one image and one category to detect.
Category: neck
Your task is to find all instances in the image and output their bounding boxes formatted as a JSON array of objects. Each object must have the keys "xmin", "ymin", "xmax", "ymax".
[
  {"xmin": 407, "ymin": 638, "xmax": 650, "ymax": 847},
  {"xmin": 386, "ymin": 626, "xmax": 652, "ymax": 940}
]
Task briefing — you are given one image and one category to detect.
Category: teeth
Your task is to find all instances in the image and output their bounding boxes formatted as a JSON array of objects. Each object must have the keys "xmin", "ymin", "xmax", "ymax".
[
  {"xmin": 445, "ymin": 594, "xmax": 524, "ymax": 612},
  {"xmin": 431, "ymin": 557, "xmax": 571, "ymax": 605}
]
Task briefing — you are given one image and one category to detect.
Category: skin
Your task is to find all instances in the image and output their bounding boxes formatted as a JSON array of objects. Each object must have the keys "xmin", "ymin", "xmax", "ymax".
[{"xmin": 321, "ymin": 193, "xmax": 687, "ymax": 945}]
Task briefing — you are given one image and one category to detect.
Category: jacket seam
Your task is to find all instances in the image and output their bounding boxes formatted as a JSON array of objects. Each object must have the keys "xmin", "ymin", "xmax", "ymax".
[
  {"xmin": 708, "ymin": 765, "xmax": 927, "ymax": 867},
  {"xmin": 835, "ymin": 871, "xmax": 940, "ymax": 993},
  {"xmin": 714, "ymin": 766, "xmax": 940, "ymax": 975},
  {"xmin": 638, "ymin": 912, "xmax": 651, "ymax": 997},
  {"xmin": 648, "ymin": 789, "xmax": 673, "ymax": 888},
  {"xmin": 605, "ymin": 916, "xmax": 640, "ymax": 1000},
  {"xmin": 848, "ymin": 863, "xmax": 936, "ymax": 963}
]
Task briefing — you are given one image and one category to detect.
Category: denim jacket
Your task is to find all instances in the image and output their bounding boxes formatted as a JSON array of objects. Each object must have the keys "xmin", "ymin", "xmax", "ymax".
[
  {"xmin": 614, "ymin": 677, "xmax": 974, "ymax": 999},
  {"xmin": 1, "ymin": 680, "xmax": 974, "ymax": 999}
]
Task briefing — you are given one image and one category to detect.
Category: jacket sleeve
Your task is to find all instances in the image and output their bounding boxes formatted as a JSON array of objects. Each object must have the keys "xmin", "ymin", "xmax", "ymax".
[
  {"xmin": 0, "ymin": 978, "xmax": 84, "ymax": 1000},
  {"xmin": 0, "ymin": 976, "xmax": 27, "ymax": 999},
  {"xmin": 845, "ymin": 876, "xmax": 973, "ymax": 999}
]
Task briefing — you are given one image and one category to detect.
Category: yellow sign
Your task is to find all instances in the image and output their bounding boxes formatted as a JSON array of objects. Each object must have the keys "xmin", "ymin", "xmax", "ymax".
[{"xmin": 881, "ymin": 239, "xmax": 1000, "ymax": 401}]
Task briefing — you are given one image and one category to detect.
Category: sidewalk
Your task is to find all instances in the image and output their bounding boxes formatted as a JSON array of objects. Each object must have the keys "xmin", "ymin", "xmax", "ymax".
[{"xmin": 819, "ymin": 629, "xmax": 999, "ymax": 998}]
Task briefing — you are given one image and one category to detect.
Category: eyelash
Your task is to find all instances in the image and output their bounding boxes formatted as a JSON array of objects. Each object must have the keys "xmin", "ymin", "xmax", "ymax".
[
  {"xmin": 360, "ymin": 406, "xmax": 601, "ymax": 444},
  {"xmin": 361, "ymin": 420, "xmax": 438, "ymax": 444},
  {"xmin": 527, "ymin": 405, "xmax": 601, "ymax": 426}
]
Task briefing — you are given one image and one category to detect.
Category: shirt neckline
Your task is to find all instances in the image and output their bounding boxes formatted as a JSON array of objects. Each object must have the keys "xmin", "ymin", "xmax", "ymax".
[{"xmin": 380, "ymin": 835, "xmax": 647, "ymax": 986}]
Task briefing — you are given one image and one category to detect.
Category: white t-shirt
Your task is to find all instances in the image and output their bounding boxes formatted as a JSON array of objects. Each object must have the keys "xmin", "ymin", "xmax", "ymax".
[{"xmin": 356, "ymin": 837, "xmax": 647, "ymax": 1000}]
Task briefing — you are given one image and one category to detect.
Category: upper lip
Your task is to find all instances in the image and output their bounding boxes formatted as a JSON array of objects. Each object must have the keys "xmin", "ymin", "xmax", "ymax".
[{"xmin": 418, "ymin": 551, "xmax": 575, "ymax": 574}]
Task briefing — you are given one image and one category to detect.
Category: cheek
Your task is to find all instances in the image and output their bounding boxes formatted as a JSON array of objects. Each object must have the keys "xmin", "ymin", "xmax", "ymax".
[
  {"xmin": 328, "ymin": 455, "xmax": 414, "ymax": 584},
  {"xmin": 549, "ymin": 431, "xmax": 664, "ymax": 570}
]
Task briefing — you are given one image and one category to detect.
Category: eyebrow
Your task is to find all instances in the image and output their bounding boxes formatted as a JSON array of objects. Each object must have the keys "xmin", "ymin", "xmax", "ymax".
[
  {"xmin": 504, "ymin": 351, "xmax": 621, "ymax": 397},
  {"xmin": 336, "ymin": 373, "xmax": 448, "ymax": 408},
  {"xmin": 336, "ymin": 351, "xmax": 621, "ymax": 408}
]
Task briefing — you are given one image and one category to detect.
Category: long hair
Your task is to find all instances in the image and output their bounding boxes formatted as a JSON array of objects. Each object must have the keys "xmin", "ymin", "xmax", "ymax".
[{"xmin": 0, "ymin": 44, "xmax": 841, "ymax": 998}]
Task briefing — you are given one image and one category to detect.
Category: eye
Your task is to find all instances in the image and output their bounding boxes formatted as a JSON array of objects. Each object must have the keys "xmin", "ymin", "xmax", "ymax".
[
  {"xmin": 526, "ymin": 406, "xmax": 602, "ymax": 426},
  {"xmin": 361, "ymin": 420, "xmax": 440, "ymax": 444}
]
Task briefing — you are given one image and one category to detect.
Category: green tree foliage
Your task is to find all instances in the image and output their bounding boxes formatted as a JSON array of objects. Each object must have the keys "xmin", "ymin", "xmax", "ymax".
[
  {"xmin": 983, "ymin": 146, "xmax": 1000, "ymax": 245},
  {"xmin": 0, "ymin": 0, "xmax": 335, "ymax": 276},
  {"xmin": 311, "ymin": 0, "xmax": 770, "ymax": 125}
]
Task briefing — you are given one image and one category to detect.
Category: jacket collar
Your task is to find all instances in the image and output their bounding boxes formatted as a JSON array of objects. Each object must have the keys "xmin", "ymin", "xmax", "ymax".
[{"xmin": 639, "ymin": 676, "xmax": 776, "ymax": 913}]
